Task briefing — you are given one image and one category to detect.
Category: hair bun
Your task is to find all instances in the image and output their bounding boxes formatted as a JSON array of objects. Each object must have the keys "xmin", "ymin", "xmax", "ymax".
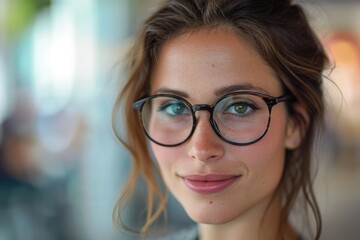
[
  {"xmin": 271, "ymin": 0, "xmax": 293, "ymax": 9},
  {"xmin": 273, "ymin": 0, "xmax": 293, "ymax": 6}
]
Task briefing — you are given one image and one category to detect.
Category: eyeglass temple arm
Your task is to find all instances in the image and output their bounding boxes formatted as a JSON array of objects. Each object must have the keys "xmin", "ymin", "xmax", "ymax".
[
  {"xmin": 133, "ymin": 99, "xmax": 146, "ymax": 112},
  {"xmin": 266, "ymin": 94, "xmax": 295, "ymax": 106},
  {"xmin": 278, "ymin": 93, "xmax": 294, "ymax": 102}
]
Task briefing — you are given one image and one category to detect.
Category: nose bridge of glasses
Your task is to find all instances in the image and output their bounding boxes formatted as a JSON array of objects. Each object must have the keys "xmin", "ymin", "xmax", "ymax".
[
  {"xmin": 191, "ymin": 104, "xmax": 214, "ymax": 128},
  {"xmin": 191, "ymin": 104, "xmax": 219, "ymax": 140},
  {"xmin": 192, "ymin": 104, "xmax": 213, "ymax": 114}
]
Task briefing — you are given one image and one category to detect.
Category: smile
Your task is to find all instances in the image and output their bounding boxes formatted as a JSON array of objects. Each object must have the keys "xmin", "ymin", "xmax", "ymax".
[{"xmin": 182, "ymin": 174, "xmax": 240, "ymax": 194}]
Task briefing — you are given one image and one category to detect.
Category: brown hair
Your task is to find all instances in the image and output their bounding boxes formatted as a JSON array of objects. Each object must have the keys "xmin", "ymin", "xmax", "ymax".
[{"xmin": 112, "ymin": 0, "xmax": 329, "ymax": 238}]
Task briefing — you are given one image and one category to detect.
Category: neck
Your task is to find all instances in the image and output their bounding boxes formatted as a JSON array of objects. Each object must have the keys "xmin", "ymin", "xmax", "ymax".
[{"xmin": 198, "ymin": 193, "xmax": 298, "ymax": 240}]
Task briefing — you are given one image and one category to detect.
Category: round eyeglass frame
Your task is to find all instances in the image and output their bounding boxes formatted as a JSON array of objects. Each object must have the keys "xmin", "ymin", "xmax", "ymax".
[{"xmin": 133, "ymin": 91, "xmax": 293, "ymax": 147}]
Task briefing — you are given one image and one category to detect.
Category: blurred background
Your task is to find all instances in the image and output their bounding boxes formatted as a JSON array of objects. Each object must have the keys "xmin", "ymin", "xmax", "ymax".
[{"xmin": 0, "ymin": 0, "xmax": 359, "ymax": 239}]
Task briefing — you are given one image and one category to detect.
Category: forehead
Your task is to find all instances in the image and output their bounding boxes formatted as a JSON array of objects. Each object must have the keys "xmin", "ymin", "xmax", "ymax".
[{"xmin": 150, "ymin": 27, "xmax": 282, "ymax": 101}]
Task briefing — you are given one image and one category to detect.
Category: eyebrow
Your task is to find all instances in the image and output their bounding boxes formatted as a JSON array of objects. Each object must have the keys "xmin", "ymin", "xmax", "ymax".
[
  {"xmin": 153, "ymin": 88, "xmax": 189, "ymax": 98},
  {"xmin": 214, "ymin": 84, "xmax": 269, "ymax": 96},
  {"xmin": 153, "ymin": 84, "xmax": 269, "ymax": 98}
]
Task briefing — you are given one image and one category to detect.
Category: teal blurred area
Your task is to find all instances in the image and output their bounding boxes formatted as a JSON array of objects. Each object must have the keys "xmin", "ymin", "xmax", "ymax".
[{"xmin": 0, "ymin": 0, "xmax": 359, "ymax": 240}]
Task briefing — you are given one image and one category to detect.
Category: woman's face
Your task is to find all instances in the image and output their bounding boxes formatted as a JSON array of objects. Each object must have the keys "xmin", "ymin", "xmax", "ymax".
[{"xmin": 149, "ymin": 28, "xmax": 300, "ymax": 225}]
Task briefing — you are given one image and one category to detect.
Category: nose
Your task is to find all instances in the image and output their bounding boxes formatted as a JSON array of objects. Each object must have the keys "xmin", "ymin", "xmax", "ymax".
[{"xmin": 187, "ymin": 112, "xmax": 225, "ymax": 162}]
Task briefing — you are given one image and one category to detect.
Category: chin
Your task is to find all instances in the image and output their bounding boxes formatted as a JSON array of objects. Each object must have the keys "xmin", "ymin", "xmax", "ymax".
[
  {"xmin": 189, "ymin": 212, "xmax": 236, "ymax": 225},
  {"xmin": 183, "ymin": 201, "xmax": 239, "ymax": 225}
]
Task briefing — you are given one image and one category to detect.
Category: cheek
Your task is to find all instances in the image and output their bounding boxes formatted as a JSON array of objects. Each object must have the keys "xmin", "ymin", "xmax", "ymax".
[
  {"xmin": 150, "ymin": 143, "xmax": 182, "ymax": 179},
  {"xmin": 239, "ymin": 115, "xmax": 288, "ymax": 184}
]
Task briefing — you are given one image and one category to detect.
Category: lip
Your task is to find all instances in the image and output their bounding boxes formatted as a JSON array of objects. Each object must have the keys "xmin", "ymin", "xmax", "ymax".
[{"xmin": 182, "ymin": 174, "xmax": 240, "ymax": 194}]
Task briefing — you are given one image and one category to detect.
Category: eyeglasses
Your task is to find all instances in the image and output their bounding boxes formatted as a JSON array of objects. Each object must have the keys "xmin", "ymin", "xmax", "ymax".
[{"xmin": 133, "ymin": 91, "xmax": 293, "ymax": 147}]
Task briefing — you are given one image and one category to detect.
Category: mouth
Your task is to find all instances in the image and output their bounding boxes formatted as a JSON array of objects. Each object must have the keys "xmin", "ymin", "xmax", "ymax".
[{"xmin": 182, "ymin": 174, "xmax": 240, "ymax": 194}]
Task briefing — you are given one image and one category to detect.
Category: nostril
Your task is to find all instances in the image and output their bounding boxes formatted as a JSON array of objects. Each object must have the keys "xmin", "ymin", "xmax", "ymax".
[{"xmin": 191, "ymin": 153, "xmax": 218, "ymax": 161}]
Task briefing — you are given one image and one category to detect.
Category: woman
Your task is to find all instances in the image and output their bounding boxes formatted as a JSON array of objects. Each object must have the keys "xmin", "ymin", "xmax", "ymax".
[{"xmin": 113, "ymin": 0, "xmax": 328, "ymax": 239}]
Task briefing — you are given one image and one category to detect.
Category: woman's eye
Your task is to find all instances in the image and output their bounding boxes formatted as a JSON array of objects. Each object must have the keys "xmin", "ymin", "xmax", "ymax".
[
  {"xmin": 158, "ymin": 102, "xmax": 190, "ymax": 116},
  {"xmin": 226, "ymin": 102, "xmax": 256, "ymax": 115}
]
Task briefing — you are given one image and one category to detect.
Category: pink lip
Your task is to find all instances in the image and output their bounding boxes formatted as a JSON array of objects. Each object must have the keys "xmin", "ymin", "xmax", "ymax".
[{"xmin": 182, "ymin": 174, "xmax": 240, "ymax": 194}]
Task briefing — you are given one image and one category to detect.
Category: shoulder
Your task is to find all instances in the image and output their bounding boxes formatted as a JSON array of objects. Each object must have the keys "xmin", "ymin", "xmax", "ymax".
[{"xmin": 150, "ymin": 226, "xmax": 198, "ymax": 240}]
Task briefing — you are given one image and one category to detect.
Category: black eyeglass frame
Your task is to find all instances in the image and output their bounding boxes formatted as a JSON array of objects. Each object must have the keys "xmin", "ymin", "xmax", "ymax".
[{"xmin": 133, "ymin": 91, "xmax": 294, "ymax": 147}]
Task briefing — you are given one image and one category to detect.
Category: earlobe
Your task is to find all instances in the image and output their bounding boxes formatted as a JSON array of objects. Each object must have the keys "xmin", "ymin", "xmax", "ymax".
[{"xmin": 285, "ymin": 103, "xmax": 309, "ymax": 150}]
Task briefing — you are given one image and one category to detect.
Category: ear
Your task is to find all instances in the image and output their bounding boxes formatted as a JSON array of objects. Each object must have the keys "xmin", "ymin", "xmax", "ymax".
[{"xmin": 285, "ymin": 102, "xmax": 309, "ymax": 150}]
